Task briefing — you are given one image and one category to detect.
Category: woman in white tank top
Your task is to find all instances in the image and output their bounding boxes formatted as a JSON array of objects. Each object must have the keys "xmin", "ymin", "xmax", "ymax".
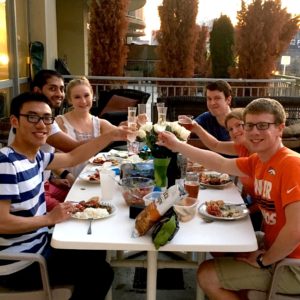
[{"xmin": 55, "ymin": 77, "xmax": 117, "ymax": 177}]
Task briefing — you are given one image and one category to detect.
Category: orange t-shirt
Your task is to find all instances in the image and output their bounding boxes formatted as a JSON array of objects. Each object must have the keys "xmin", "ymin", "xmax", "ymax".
[
  {"xmin": 234, "ymin": 144, "xmax": 254, "ymax": 197},
  {"xmin": 237, "ymin": 147, "xmax": 300, "ymax": 258}
]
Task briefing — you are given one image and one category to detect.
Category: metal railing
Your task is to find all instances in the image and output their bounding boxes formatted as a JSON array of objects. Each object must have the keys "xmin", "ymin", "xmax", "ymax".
[{"xmin": 63, "ymin": 75, "xmax": 300, "ymax": 105}]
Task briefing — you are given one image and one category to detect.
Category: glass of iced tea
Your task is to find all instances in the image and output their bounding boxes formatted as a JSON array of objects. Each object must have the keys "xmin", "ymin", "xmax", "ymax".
[
  {"xmin": 184, "ymin": 172, "xmax": 200, "ymax": 199},
  {"xmin": 178, "ymin": 115, "xmax": 194, "ymax": 130}
]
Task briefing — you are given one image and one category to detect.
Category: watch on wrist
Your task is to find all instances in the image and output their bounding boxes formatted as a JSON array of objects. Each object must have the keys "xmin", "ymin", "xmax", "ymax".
[
  {"xmin": 60, "ymin": 170, "xmax": 71, "ymax": 179},
  {"xmin": 256, "ymin": 253, "xmax": 270, "ymax": 269}
]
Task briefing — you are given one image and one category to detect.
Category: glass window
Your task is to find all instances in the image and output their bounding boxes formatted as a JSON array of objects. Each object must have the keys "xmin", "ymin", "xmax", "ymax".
[
  {"xmin": 16, "ymin": 0, "xmax": 29, "ymax": 78},
  {"xmin": 0, "ymin": 0, "xmax": 8, "ymax": 80}
]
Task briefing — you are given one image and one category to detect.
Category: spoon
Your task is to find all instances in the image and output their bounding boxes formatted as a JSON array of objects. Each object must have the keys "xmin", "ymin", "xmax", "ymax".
[{"xmin": 87, "ymin": 218, "xmax": 93, "ymax": 234}]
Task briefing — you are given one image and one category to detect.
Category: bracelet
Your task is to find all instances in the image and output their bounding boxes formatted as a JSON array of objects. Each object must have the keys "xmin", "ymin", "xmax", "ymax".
[
  {"xmin": 60, "ymin": 170, "xmax": 71, "ymax": 179},
  {"xmin": 256, "ymin": 253, "xmax": 270, "ymax": 269}
]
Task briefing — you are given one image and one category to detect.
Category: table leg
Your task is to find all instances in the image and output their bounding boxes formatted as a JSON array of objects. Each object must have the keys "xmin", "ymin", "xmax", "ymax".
[{"xmin": 147, "ymin": 251, "xmax": 158, "ymax": 300}]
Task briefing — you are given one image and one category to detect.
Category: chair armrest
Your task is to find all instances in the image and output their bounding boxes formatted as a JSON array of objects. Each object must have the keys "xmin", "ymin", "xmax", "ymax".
[
  {"xmin": 0, "ymin": 252, "xmax": 52, "ymax": 300},
  {"xmin": 267, "ymin": 258, "xmax": 300, "ymax": 299}
]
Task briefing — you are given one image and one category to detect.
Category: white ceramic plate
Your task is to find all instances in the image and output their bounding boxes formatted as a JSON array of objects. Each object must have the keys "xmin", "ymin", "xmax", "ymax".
[
  {"xmin": 79, "ymin": 171, "xmax": 100, "ymax": 183},
  {"xmin": 89, "ymin": 154, "xmax": 121, "ymax": 166},
  {"xmin": 71, "ymin": 202, "xmax": 117, "ymax": 220},
  {"xmin": 200, "ymin": 181, "xmax": 233, "ymax": 189},
  {"xmin": 198, "ymin": 202, "xmax": 249, "ymax": 221}
]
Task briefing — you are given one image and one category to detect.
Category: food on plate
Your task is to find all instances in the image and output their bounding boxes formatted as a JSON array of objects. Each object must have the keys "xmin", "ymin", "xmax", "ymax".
[
  {"xmin": 71, "ymin": 196, "xmax": 112, "ymax": 219},
  {"xmin": 92, "ymin": 156, "xmax": 119, "ymax": 166},
  {"xmin": 205, "ymin": 200, "xmax": 243, "ymax": 218},
  {"xmin": 86, "ymin": 169, "xmax": 100, "ymax": 182},
  {"xmin": 200, "ymin": 171, "xmax": 230, "ymax": 185},
  {"xmin": 119, "ymin": 177, "xmax": 155, "ymax": 206}
]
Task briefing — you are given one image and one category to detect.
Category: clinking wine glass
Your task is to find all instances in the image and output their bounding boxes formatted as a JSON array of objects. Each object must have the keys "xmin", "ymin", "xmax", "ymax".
[
  {"xmin": 156, "ymin": 106, "xmax": 167, "ymax": 132},
  {"xmin": 127, "ymin": 122, "xmax": 138, "ymax": 142},
  {"xmin": 137, "ymin": 104, "xmax": 148, "ymax": 126}
]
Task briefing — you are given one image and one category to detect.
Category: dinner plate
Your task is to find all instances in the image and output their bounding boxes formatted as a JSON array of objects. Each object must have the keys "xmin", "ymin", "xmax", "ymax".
[
  {"xmin": 198, "ymin": 202, "xmax": 249, "ymax": 221},
  {"xmin": 78, "ymin": 171, "xmax": 100, "ymax": 183},
  {"xmin": 71, "ymin": 202, "xmax": 117, "ymax": 220},
  {"xmin": 89, "ymin": 154, "xmax": 121, "ymax": 166},
  {"xmin": 200, "ymin": 180, "xmax": 233, "ymax": 189}
]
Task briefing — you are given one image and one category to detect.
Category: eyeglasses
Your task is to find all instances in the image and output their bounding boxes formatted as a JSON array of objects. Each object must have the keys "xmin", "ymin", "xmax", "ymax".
[
  {"xmin": 19, "ymin": 114, "xmax": 54, "ymax": 125},
  {"xmin": 243, "ymin": 122, "xmax": 277, "ymax": 131}
]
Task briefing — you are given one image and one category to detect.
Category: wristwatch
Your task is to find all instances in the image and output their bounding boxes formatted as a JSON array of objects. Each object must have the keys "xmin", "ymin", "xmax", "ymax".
[
  {"xmin": 256, "ymin": 253, "xmax": 270, "ymax": 269},
  {"xmin": 60, "ymin": 170, "xmax": 71, "ymax": 179}
]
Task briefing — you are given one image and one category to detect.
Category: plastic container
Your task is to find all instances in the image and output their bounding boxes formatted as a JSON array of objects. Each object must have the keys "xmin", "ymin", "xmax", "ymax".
[
  {"xmin": 173, "ymin": 197, "xmax": 199, "ymax": 222},
  {"xmin": 143, "ymin": 191, "xmax": 163, "ymax": 206}
]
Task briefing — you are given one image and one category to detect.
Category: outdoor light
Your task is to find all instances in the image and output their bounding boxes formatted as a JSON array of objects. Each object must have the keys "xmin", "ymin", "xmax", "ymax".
[{"xmin": 281, "ymin": 56, "xmax": 291, "ymax": 75}]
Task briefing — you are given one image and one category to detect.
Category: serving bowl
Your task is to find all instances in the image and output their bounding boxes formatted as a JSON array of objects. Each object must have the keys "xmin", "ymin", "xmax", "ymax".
[{"xmin": 119, "ymin": 177, "xmax": 155, "ymax": 206}]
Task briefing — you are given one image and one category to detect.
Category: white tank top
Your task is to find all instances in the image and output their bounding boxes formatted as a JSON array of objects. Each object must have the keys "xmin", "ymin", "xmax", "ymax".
[{"xmin": 57, "ymin": 115, "xmax": 101, "ymax": 177}]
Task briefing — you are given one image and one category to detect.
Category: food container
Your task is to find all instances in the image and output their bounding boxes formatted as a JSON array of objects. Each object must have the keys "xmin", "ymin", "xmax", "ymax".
[
  {"xmin": 143, "ymin": 191, "xmax": 163, "ymax": 206},
  {"xmin": 119, "ymin": 177, "xmax": 155, "ymax": 206},
  {"xmin": 173, "ymin": 197, "xmax": 199, "ymax": 222}
]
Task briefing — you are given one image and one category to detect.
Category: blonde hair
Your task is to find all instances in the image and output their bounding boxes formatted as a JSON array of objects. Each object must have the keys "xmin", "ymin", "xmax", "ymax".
[
  {"xmin": 65, "ymin": 77, "xmax": 93, "ymax": 103},
  {"xmin": 224, "ymin": 108, "xmax": 244, "ymax": 129}
]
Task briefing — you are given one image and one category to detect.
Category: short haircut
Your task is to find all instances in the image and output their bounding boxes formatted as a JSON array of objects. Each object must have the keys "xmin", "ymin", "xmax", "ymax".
[
  {"xmin": 10, "ymin": 92, "xmax": 50, "ymax": 118},
  {"xmin": 243, "ymin": 98, "xmax": 286, "ymax": 124},
  {"xmin": 205, "ymin": 80, "xmax": 233, "ymax": 98},
  {"xmin": 30, "ymin": 69, "xmax": 64, "ymax": 91},
  {"xmin": 224, "ymin": 108, "xmax": 244, "ymax": 129}
]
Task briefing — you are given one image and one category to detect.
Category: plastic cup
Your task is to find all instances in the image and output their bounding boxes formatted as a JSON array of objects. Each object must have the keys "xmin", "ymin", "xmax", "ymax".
[
  {"xmin": 100, "ymin": 169, "xmax": 116, "ymax": 201},
  {"xmin": 184, "ymin": 172, "xmax": 200, "ymax": 199},
  {"xmin": 178, "ymin": 115, "xmax": 193, "ymax": 130}
]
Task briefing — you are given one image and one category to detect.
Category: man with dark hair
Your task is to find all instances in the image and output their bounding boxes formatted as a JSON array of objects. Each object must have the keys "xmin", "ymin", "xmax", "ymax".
[
  {"xmin": 0, "ymin": 92, "xmax": 130, "ymax": 299},
  {"xmin": 194, "ymin": 80, "xmax": 232, "ymax": 141}
]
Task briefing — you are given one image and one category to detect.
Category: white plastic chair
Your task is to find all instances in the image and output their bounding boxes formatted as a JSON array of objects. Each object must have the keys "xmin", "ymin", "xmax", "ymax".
[
  {"xmin": 248, "ymin": 258, "xmax": 300, "ymax": 300},
  {"xmin": 0, "ymin": 252, "xmax": 72, "ymax": 300}
]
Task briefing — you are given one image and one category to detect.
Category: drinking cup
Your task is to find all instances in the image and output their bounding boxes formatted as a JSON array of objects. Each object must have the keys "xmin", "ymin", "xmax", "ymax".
[
  {"xmin": 128, "ymin": 107, "xmax": 137, "ymax": 123},
  {"xmin": 156, "ymin": 106, "xmax": 168, "ymax": 131},
  {"xmin": 137, "ymin": 104, "xmax": 148, "ymax": 125},
  {"xmin": 178, "ymin": 115, "xmax": 194, "ymax": 130},
  {"xmin": 184, "ymin": 172, "xmax": 200, "ymax": 199},
  {"xmin": 127, "ymin": 141, "xmax": 139, "ymax": 155},
  {"xmin": 127, "ymin": 122, "xmax": 138, "ymax": 142},
  {"xmin": 100, "ymin": 169, "xmax": 116, "ymax": 201},
  {"xmin": 138, "ymin": 103, "xmax": 147, "ymax": 115}
]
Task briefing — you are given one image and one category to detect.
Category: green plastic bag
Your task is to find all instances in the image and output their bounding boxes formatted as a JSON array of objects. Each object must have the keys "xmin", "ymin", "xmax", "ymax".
[{"xmin": 152, "ymin": 208, "xmax": 179, "ymax": 250}]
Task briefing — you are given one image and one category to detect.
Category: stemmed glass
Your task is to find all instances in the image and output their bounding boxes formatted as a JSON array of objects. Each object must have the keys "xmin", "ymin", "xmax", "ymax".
[
  {"xmin": 127, "ymin": 107, "xmax": 139, "ymax": 155},
  {"xmin": 156, "ymin": 106, "xmax": 168, "ymax": 132},
  {"xmin": 137, "ymin": 103, "xmax": 148, "ymax": 126}
]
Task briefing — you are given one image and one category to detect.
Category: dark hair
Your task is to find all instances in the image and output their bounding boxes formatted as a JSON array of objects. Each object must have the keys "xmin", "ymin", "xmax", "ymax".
[
  {"xmin": 10, "ymin": 92, "xmax": 50, "ymax": 133},
  {"xmin": 30, "ymin": 69, "xmax": 64, "ymax": 91},
  {"xmin": 10, "ymin": 92, "xmax": 50, "ymax": 118},
  {"xmin": 205, "ymin": 80, "xmax": 233, "ymax": 98}
]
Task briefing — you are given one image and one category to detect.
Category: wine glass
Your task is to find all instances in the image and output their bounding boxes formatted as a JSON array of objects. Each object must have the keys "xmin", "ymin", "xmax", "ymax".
[
  {"xmin": 137, "ymin": 103, "xmax": 148, "ymax": 126},
  {"xmin": 156, "ymin": 106, "xmax": 168, "ymax": 132}
]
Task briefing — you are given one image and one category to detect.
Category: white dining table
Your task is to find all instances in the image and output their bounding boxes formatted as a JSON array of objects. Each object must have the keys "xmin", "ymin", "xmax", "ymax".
[{"xmin": 51, "ymin": 164, "xmax": 258, "ymax": 300}]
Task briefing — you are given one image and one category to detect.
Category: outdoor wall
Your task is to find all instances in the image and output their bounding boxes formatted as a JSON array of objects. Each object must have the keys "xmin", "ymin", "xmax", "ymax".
[
  {"xmin": 28, "ymin": 0, "xmax": 58, "ymax": 69},
  {"xmin": 56, "ymin": 0, "xmax": 86, "ymax": 75}
]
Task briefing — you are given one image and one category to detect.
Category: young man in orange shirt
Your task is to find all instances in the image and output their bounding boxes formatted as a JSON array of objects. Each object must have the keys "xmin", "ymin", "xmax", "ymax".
[{"xmin": 158, "ymin": 97, "xmax": 300, "ymax": 298}]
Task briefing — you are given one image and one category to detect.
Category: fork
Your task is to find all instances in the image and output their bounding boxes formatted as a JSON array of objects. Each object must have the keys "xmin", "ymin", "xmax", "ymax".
[{"xmin": 87, "ymin": 218, "xmax": 93, "ymax": 234}]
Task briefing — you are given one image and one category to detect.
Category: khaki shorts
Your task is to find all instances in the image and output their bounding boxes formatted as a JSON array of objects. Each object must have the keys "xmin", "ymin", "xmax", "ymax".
[{"xmin": 215, "ymin": 257, "xmax": 300, "ymax": 294}]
